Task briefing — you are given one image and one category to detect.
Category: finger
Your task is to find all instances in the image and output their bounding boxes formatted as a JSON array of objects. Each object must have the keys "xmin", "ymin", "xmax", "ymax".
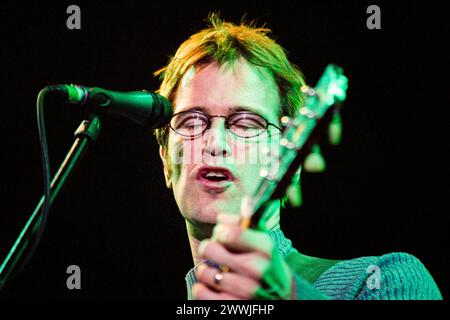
[
  {"xmin": 196, "ymin": 264, "xmax": 259, "ymax": 299},
  {"xmin": 212, "ymin": 224, "xmax": 274, "ymax": 258},
  {"xmin": 192, "ymin": 283, "xmax": 239, "ymax": 300},
  {"xmin": 199, "ymin": 240, "xmax": 269, "ymax": 280}
]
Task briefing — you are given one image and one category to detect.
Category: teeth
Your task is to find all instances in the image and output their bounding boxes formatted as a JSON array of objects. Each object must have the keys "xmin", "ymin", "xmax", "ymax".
[{"xmin": 205, "ymin": 172, "xmax": 227, "ymax": 178}]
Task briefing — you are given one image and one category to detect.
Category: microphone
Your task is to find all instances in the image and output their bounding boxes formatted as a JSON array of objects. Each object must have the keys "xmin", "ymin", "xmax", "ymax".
[{"xmin": 47, "ymin": 84, "xmax": 172, "ymax": 129}]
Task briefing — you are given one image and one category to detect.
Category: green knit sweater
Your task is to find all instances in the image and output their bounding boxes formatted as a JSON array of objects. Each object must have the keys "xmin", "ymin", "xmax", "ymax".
[{"xmin": 185, "ymin": 229, "xmax": 442, "ymax": 300}]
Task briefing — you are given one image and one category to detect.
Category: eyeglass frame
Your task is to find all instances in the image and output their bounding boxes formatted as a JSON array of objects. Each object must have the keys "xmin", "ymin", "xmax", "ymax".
[{"xmin": 168, "ymin": 109, "xmax": 283, "ymax": 139}]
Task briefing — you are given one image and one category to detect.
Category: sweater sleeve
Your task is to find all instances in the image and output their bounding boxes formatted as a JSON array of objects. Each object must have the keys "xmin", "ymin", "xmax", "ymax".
[{"xmin": 355, "ymin": 252, "xmax": 443, "ymax": 300}]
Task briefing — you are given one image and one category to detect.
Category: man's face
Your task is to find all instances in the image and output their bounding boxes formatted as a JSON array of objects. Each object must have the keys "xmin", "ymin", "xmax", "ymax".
[{"xmin": 160, "ymin": 58, "xmax": 281, "ymax": 231}]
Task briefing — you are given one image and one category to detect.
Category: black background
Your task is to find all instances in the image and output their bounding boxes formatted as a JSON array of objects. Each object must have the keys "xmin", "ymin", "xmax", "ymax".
[{"xmin": 0, "ymin": 0, "xmax": 448, "ymax": 301}]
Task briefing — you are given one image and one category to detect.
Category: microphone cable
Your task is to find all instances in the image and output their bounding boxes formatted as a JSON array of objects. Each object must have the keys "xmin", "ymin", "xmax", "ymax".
[{"xmin": 16, "ymin": 87, "xmax": 53, "ymax": 277}]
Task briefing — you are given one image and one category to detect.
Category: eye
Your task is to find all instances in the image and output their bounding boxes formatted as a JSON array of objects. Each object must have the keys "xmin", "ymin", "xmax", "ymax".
[
  {"xmin": 170, "ymin": 111, "xmax": 210, "ymax": 137},
  {"xmin": 175, "ymin": 112, "xmax": 207, "ymax": 129},
  {"xmin": 228, "ymin": 113, "xmax": 268, "ymax": 138},
  {"xmin": 229, "ymin": 113, "xmax": 267, "ymax": 129}
]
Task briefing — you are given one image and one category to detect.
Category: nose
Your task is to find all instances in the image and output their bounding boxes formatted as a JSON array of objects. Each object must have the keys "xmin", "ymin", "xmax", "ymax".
[{"xmin": 202, "ymin": 117, "xmax": 231, "ymax": 157}]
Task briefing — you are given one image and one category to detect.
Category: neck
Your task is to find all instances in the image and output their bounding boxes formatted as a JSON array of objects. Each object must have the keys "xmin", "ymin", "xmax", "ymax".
[{"xmin": 185, "ymin": 220, "xmax": 214, "ymax": 266}]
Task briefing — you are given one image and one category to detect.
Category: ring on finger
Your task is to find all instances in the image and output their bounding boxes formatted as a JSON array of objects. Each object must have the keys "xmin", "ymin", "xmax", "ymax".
[{"xmin": 214, "ymin": 271, "xmax": 224, "ymax": 285}]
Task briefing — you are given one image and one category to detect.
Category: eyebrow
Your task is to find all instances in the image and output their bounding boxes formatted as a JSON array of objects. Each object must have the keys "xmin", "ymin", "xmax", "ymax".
[{"xmin": 179, "ymin": 105, "xmax": 265, "ymax": 116}]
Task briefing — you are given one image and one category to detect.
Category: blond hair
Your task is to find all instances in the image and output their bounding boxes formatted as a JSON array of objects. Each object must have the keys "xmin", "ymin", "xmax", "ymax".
[{"xmin": 154, "ymin": 13, "xmax": 306, "ymax": 147}]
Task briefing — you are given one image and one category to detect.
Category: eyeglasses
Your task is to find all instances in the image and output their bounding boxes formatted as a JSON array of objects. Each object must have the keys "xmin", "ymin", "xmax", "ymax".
[{"xmin": 169, "ymin": 110, "xmax": 283, "ymax": 139}]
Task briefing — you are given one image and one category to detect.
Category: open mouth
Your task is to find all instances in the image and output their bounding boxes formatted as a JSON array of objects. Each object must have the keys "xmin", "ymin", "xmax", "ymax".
[{"xmin": 197, "ymin": 167, "xmax": 234, "ymax": 183}]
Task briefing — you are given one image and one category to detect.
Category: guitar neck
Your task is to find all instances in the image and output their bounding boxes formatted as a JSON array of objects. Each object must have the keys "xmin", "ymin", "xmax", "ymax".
[
  {"xmin": 249, "ymin": 100, "xmax": 338, "ymax": 229},
  {"xmin": 244, "ymin": 64, "xmax": 348, "ymax": 230}
]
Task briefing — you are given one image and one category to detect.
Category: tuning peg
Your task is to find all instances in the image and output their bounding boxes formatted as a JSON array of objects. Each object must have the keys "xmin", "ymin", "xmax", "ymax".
[
  {"xmin": 287, "ymin": 181, "xmax": 302, "ymax": 208},
  {"xmin": 328, "ymin": 111, "xmax": 342, "ymax": 145},
  {"xmin": 286, "ymin": 167, "xmax": 303, "ymax": 208},
  {"xmin": 283, "ymin": 167, "xmax": 302, "ymax": 207},
  {"xmin": 304, "ymin": 144, "xmax": 326, "ymax": 173},
  {"xmin": 280, "ymin": 116, "xmax": 290, "ymax": 126}
]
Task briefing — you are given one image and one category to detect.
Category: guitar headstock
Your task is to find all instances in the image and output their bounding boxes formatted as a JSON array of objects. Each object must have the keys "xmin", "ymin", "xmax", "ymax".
[
  {"xmin": 249, "ymin": 64, "xmax": 348, "ymax": 228},
  {"xmin": 312, "ymin": 64, "xmax": 348, "ymax": 109},
  {"xmin": 280, "ymin": 64, "xmax": 348, "ymax": 152},
  {"xmin": 280, "ymin": 64, "xmax": 348, "ymax": 173}
]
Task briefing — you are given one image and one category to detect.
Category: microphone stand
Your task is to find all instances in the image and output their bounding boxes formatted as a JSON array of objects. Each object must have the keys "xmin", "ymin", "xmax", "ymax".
[{"xmin": 0, "ymin": 115, "xmax": 102, "ymax": 290}]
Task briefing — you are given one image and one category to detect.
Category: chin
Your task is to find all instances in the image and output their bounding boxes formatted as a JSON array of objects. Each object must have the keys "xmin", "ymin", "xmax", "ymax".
[
  {"xmin": 185, "ymin": 200, "xmax": 236, "ymax": 225},
  {"xmin": 176, "ymin": 185, "xmax": 242, "ymax": 223},
  {"xmin": 193, "ymin": 206, "xmax": 221, "ymax": 224}
]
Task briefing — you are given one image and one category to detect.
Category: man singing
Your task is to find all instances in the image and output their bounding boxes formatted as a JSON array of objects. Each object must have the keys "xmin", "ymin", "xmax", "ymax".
[{"xmin": 153, "ymin": 14, "xmax": 442, "ymax": 300}]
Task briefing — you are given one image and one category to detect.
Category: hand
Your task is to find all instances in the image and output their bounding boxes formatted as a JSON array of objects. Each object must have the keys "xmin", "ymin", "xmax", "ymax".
[{"xmin": 193, "ymin": 214, "xmax": 295, "ymax": 300}]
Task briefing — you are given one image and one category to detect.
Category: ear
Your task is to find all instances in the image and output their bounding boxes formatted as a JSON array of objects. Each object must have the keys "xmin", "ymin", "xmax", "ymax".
[{"xmin": 159, "ymin": 145, "xmax": 172, "ymax": 189}]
